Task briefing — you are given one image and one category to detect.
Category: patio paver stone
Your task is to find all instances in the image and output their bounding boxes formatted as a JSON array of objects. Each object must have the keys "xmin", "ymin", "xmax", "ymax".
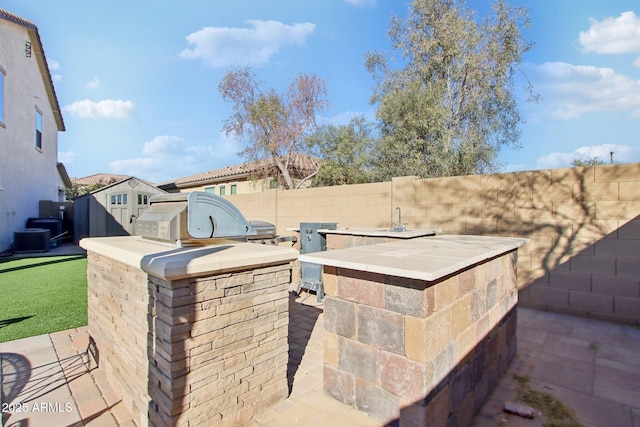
[{"xmin": 1, "ymin": 295, "xmax": 639, "ymax": 426}]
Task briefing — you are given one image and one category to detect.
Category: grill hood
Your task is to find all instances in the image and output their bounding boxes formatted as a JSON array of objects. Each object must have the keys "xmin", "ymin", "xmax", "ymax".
[{"xmin": 135, "ymin": 192, "xmax": 261, "ymax": 246}]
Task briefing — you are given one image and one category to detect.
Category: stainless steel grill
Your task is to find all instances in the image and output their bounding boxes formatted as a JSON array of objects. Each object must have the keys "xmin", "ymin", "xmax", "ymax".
[{"xmin": 135, "ymin": 192, "xmax": 293, "ymax": 246}]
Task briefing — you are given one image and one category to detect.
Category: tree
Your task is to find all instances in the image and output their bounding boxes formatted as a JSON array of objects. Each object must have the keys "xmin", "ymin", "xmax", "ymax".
[
  {"xmin": 305, "ymin": 115, "xmax": 376, "ymax": 186},
  {"xmin": 366, "ymin": 0, "xmax": 534, "ymax": 180},
  {"xmin": 218, "ymin": 68, "xmax": 329, "ymax": 189},
  {"xmin": 65, "ymin": 178, "xmax": 115, "ymax": 200},
  {"xmin": 571, "ymin": 157, "xmax": 605, "ymax": 167}
]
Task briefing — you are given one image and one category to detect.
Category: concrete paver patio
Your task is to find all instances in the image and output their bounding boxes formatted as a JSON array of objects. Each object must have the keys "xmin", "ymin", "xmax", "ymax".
[{"xmin": 2, "ymin": 291, "xmax": 639, "ymax": 426}]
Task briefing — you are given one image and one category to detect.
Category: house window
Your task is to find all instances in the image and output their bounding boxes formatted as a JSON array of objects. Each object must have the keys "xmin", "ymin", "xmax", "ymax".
[
  {"xmin": 138, "ymin": 194, "xmax": 150, "ymax": 205},
  {"xmin": 35, "ymin": 109, "xmax": 42, "ymax": 150},
  {"xmin": 0, "ymin": 66, "xmax": 5, "ymax": 126},
  {"xmin": 231, "ymin": 184, "xmax": 237, "ymax": 195},
  {"xmin": 219, "ymin": 185, "xmax": 226, "ymax": 196},
  {"xmin": 111, "ymin": 193, "xmax": 127, "ymax": 205},
  {"xmin": 205, "ymin": 186, "xmax": 215, "ymax": 194}
]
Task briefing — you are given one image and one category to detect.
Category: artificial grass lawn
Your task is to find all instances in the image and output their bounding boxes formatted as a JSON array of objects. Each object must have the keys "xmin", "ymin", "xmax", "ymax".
[{"xmin": 0, "ymin": 255, "xmax": 87, "ymax": 343}]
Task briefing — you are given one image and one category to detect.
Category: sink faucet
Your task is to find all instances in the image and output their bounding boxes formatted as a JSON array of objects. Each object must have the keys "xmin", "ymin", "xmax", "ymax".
[{"xmin": 393, "ymin": 207, "xmax": 406, "ymax": 231}]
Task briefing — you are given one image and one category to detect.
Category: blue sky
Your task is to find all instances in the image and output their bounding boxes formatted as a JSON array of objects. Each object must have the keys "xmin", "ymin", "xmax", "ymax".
[{"xmin": 4, "ymin": 0, "xmax": 640, "ymax": 183}]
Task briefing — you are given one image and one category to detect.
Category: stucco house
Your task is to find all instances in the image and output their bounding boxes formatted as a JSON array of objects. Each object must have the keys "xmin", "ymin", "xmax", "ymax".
[
  {"xmin": 158, "ymin": 154, "xmax": 321, "ymax": 195},
  {"xmin": 0, "ymin": 8, "xmax": 68, "ymax": 252}
]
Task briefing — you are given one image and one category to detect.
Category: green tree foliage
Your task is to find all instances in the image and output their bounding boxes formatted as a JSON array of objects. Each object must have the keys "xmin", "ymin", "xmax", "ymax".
[
  {"xmin": 366, "ymin": 0, "xmax": 534, "ymax": 180},
  {"xmin": 571, "ymin": 157, "xmax": 606, "ymax": 167},
  {"xmin": 305, "ymin": 115, "xmax": 376, "ymax": 186},
  {"xmin": 65, "ymin": 180, "xmax": 114, "ymax": 200},
  {"xmin": 218, "ymin": 68, "xmax": 329, "ymax": 189}
]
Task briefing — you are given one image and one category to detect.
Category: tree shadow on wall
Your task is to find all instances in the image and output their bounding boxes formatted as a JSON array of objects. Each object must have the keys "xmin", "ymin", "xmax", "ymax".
[{"xmin": 405, "ymin": 164, "xmax": 639, "ymax": 321}]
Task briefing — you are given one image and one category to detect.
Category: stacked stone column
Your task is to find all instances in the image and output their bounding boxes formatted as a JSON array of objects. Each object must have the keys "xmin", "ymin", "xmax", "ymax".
[{"xmin": 84, "ymin": 239, "xmax": 297, "ymax": 427}]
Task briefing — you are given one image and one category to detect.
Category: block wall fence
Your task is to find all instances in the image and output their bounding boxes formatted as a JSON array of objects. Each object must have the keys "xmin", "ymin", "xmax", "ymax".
[{"xmin": 226, "ymin": 163, "xmax": 640, "ymax": 325}]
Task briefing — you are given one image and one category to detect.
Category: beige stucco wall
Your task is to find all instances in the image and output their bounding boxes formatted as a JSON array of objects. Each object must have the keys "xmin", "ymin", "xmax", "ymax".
[
  {"xmin": 182, "ymin": 178, "xmax": 270, "ymax": 196},
  {"xmin": 226, "ymin": 181, "xmax": 391, "ymax": 237},
  {"xmin": 226, "ymin": 163, "xmax": 640, "ymax": 325},
  {"xmin": 0, "ymin": 18, "xmax": 63, "ymax": 251}
]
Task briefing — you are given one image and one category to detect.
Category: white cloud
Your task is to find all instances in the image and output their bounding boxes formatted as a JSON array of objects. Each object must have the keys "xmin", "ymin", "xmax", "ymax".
[
  {"xmin": 179, "ymin": 20, "xmax": 316, "ymax": 68},
  {"xmin": 344, "ymin": 0, "xmax": 377, "ymax": 7},
  {"xmin": 47, "ymin": 59, "xmax": 60, "ymax": 70},
  {"xmin": 47, "ymin": 59, "xmax": 62, "ymax": 82},
  {"xmin": 579, "ymin": 11, "xmax": 640, "ymax": 54},
  {"xmin": 58, "ymin": 150, "xmax": 79, "ymax": 164},
  {"xmin": 536, "ymin": 144, "xmax": 640, "ymax": 169},
  {"xmin": 141, "ymin": 135, "xmax": 185, "ymax": 157},
  {"xmin": 109, "ymin": 134, "xmax": 241, "ymax": 183},
  {"xmin": 86, "ymin": 77, "xmax": 100, "ymax": 89},
  {"xmin": 63, "ymin": 99, "xmax": 135, "ymax": 119},
  {"xmin": 524, "ymin": 61, "xmax": 640, "ymax": 120}
]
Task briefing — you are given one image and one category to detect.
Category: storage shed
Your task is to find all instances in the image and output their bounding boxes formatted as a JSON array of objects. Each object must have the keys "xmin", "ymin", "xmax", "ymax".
[{"xmin": 74, "ymin": 177, "xmax": 166, "ymax": 242}]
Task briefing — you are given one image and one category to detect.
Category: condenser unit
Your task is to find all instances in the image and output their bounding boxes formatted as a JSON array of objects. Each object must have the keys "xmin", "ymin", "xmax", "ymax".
[{"xmin": 13, "ymin": 228, "xmax": 51, "ymax": 253}]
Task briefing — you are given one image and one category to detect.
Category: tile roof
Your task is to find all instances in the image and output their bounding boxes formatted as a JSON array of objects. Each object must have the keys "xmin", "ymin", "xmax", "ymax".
[
  {"xmin": 71, "ymin": 173, "xmax": 131, "ymax": 187},
  {"xmin": 0, "ymin": 8, "xmax": 36, "ymax": 29},
  {"xmin": 162, "ymin": 154, "xmax": 321, "ymax": 188}
]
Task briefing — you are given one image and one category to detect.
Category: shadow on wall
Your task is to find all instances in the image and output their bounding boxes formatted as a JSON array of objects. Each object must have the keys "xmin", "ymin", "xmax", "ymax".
[
  {"xmin": 325, "ymin": 312, "xmax": 518, "ymax": 427},
  {"xmin": 400, "ymin": 308, "xmax": 517, "ymax": 427},
  {"xmin": 519, "ymin": 212, "xmax": 640, "ymax": 325},
  {"xmin": 406, "ymin": 165, "xmax": 640, "ymax": 326},
  {"xmin": 74, "ymin": 194, "xmax": 128, "ymax": 243},
  {"xmin": 496, "ymin": 167, "xmax": 639, "ymax": 326}
]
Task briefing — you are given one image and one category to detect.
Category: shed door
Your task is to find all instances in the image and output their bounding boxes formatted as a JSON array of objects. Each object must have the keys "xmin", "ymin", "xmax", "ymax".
[{"xmin": 108, "ymin": 192, "xmax": 133, "ymax": 235}]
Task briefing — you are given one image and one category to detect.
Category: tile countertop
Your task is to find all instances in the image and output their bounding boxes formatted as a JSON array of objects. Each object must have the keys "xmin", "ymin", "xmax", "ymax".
[
  {"xmin": 288, "ymin": 226, "xmax": 439, "ymax": 239},
  {"xmin": 298, "ymin": 234, "xmax": 529, "ymax": 282},
  {"xmin": 80, "ymin": 236, "xmax": 298, "ymax": 280},
  {"xmin": 318, "ymin": 227, "xmax": 438, "ymax": 239}
]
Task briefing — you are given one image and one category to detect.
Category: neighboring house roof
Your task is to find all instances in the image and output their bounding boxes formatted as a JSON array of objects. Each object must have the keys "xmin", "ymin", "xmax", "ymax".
[
  {"xmin": 74, "ymin": 176, "xmax": 164, "ymax": 200},
  {"xmin": 0, "ymin": 8, "xmax": 65, "ymax": 131},
  {"xmin": 57, "ymin": 163, "xmax": 72, "ymax": 189},
  {"xmin": 86, "ymin": 176, "xmax": 163, "ymax": 194},
  {"xmin": 71, "ymin": 173, "xmax": 131, "ymax": 187},
  {"xmin": 160, "ymin": 154, "xmax": 321, "ymax": 189}
]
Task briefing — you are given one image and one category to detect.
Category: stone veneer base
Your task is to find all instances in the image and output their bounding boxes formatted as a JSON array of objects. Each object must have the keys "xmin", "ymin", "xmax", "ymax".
[
  {"xmin": 320, "ymin": 248, "xmax": 520, "ymax": 425},
  {"xmin": 82, "ymin": 237, "xmax": 298, "ymax": 427}
]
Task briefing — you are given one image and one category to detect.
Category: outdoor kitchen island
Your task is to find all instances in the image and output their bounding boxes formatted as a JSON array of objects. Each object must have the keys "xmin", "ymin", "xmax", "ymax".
[
  {"xmin": 299, "ymin": 234, "xmax": 527, "ymax": 426},
  {"xmin": 80, "ymin": 236, "xmax": 298, "ymax": 427}
]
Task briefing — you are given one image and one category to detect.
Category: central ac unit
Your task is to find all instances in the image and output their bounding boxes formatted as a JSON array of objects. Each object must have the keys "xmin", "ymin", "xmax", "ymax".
[{"xmin": 13, "ymin": 228, "xmax": 51, "ymax": 253}]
